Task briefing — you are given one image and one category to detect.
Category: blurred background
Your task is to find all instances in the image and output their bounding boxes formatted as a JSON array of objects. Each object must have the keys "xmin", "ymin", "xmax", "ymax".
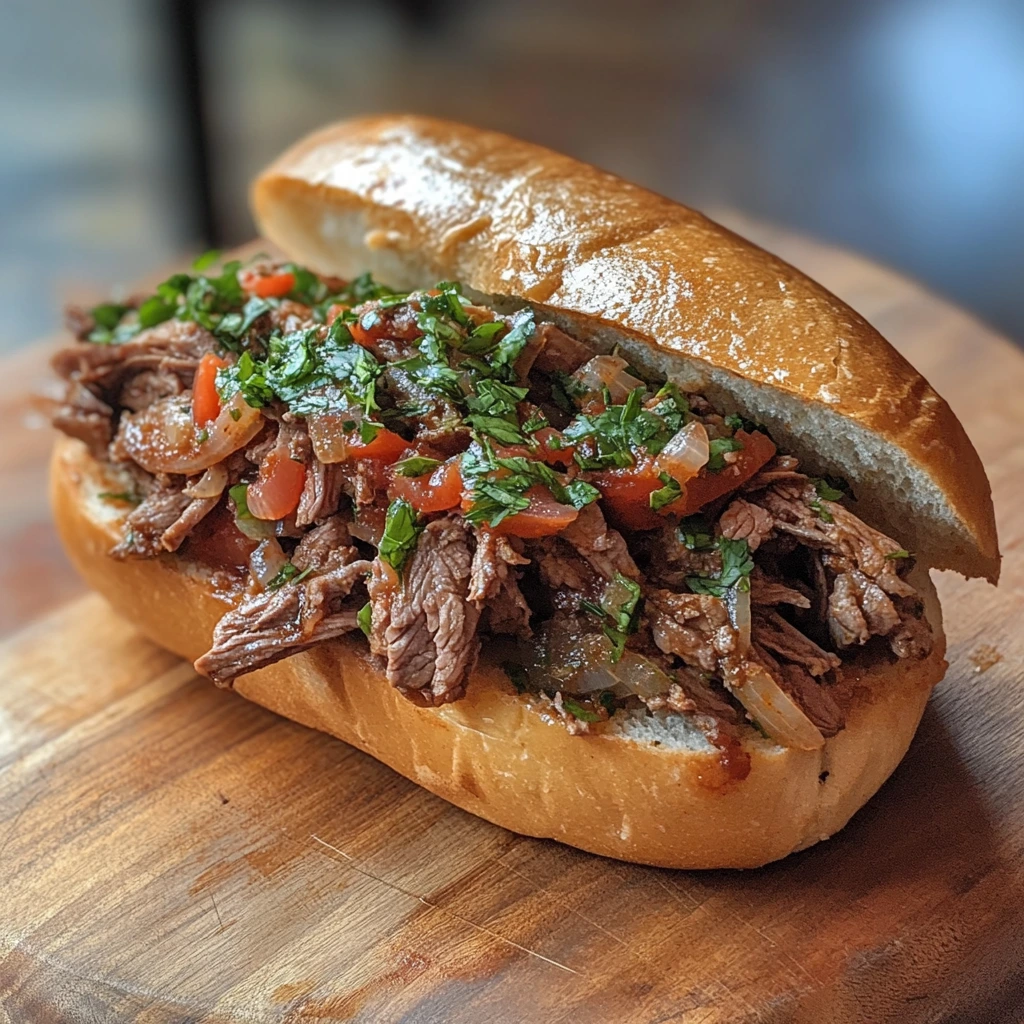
[{"xmin": 2, "ymin": 0, "xmax": 1023, "ymax": 351}]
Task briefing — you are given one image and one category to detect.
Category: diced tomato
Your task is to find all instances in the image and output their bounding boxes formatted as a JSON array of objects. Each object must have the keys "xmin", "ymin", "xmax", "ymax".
[
  {"xmin": 493, "ymin": 486, "xmax": 580, "ymax": 538},
  {"xmin": 348, "ymin": 306, "xmax": 422, "ymax": 350},
  {"xmin": 345, "ymin": 426, "xmax": 409, "ymax": 464},
  {"xmin": 592, "ymin": 429, "xmax": 777, "ymax": 531},
  {"xmin": 325, "ymin": 303, "xmax": 350, "ymax": 325},
  {"xmin": 238, "ymin": 268, "xmax": 296, "ymax": 298},
  {"xmin": 246, "ymin": 445, "xmax": 307, "ymax": 520},
  {"xmin": 192, "ymin": 353, "xmax": 228, "ymax": 425},
  {"xmin": 532, "ymin": 427, "xmax": 575, "ymax": 467},
  {"xmin": 675, "ymin": 429, "xmax": 776, "ymax": 515},
  {"xmin": 184, "ymin": 501, "xmax": 257, "ymax": 569},
  {"xmin": 388, "ymin": 457, "xmax": 463, "ymax": 513},
  {"xmin": 592, "ymin": 456, "xmax": 666, "ymax": 531}
]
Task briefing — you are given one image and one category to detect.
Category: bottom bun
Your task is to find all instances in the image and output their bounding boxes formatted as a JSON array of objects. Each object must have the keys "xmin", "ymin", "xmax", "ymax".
[{"xmin": 50, "ymin": 436, "xmax": 947, "ymax": 869}]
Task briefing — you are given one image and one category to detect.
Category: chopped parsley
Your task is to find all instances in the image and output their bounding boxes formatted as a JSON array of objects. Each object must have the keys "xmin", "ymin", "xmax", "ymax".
[
  {"xmin": 580, "ymin": 572, "xmax": 642, "ymax": 662},
  {"xmin": 706, "ymin": 436, "xmax": 744, "ymax": 472},
  {"xmin": 561, "ymin": 697, "xmax": 602, "ymax": 723},
  {"xmin": 809, "ymin": 499, "xmax": 834, "ymax": 523},
  {"xmin": 266, "ymin": 563, "xmax": 313, "ymax": 591},
  {"xmin": 357, "ymin": 602, "xmax": 373, "ymax": 637},
  {"xmin": 228, "ymin": 483, "xmax": 254, "ymax": 520},
  {"xmin": 460, "ymin": 441, "xmax": 599, "ymax": 528},
  {"xmin": 649, "ymin": 472, "xmax": 683, "ymax": 512},
  {"xmin": 379, "ymin": 498, "xmax": 423, "ymax": 573},
  {"xmin": 393, "ymin": 455, "xmax": 443, "ymax": 478},
  {"xmin": 678, "ymin": 515, "xmax": 715, "ymax": 551},
  {"xmin": 464, "ymin": 380, "xmax": 529, "ymax": 444},
  {"xmin": 813, "ymin": 478, "xmax": 846, "ymax": 502},
  {"xmin": 564, "ymin": 387, "xmax": 672, "ymax": 469},
  {"xmin": 686, "ymin": 537, "xmax": 754, "ymax": 596}
]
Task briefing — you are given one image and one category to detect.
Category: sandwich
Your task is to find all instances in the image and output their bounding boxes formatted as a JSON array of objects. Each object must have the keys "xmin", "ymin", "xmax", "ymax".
[{"xmin": 48, "ymin": 116, "xmax": 999, "ymax": 868}]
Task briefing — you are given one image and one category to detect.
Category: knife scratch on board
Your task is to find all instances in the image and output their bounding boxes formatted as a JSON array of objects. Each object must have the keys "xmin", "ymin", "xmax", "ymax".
[{"xmin": 309, "ymin": 834, "xmax": 580, "ymax": 975}]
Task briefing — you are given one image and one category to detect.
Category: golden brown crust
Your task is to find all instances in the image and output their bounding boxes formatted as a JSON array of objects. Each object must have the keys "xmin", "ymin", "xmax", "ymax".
[
  {"xmin": 252, "ymin": 115, "xmax": 999, "ymax": 582},
  {"xmin": 51, "ymin": 436, "xmax": 948, "ymax": 869}
]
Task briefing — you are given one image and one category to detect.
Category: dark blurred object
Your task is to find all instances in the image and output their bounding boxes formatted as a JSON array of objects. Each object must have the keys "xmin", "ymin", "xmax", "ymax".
[{"xmin": 1, "ymin": 0, "xmax": 1021, "ymax": 351}]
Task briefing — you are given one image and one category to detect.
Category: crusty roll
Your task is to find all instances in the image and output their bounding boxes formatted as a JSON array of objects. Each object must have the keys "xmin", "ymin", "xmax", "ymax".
[
  {"xmin": 252, "ymin": 115, "xmax": 999, "ymax": 582},
  {"xmin": 51, "ymin": 436, "xmax": 947, "ymax": 869}
]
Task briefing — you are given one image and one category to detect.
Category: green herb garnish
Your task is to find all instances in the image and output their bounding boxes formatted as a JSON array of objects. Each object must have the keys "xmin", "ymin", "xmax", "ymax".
[
  {"xmin": 379, "ymin": 499, "xmax": 423, "ymax": 573},
  {"xmin": 393, "ymin": 455, "xmax": 443, "ymax": 478},
  {"xmin": 706, "ymin": 436, "xmax": 744, "ymax": 472},
  {"xmin": 885, "ymin": 548, "xmax": 912, "ymax": 560},
  {"xmin": 686, "ymin": 537, "xmax": 754, "ymax": 597},
  {"xmin": 812, "ymin": 478, "xmax": 846, "ymax": 502},
  {"xmin": 649, "ymin": 472, "xmax": 683, "ymax": 512},
  {"xmin": 97, "ymin": 490, "xmax": 141, "ymax": 505},
  {"xmin": 561, "ymin": 697, "xmax": 602, "ymax": 723},
  {"xmin": 357, "ymin": 602, "xmax": 373, "ymax": 637}
]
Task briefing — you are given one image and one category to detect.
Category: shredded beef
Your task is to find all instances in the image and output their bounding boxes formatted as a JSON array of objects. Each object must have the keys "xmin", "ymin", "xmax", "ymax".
[
  {"xmin": 52, "ymin": 381, "xmax": 113, "ymax": 454},
  {"xmin": 752, "ymin": 642, "xmax": 845, "ymax": 737},
  {"xmin": 194, "ymin": 551, "xmax": 371, "ymax": 685},
  {"xmin": 468, "ymin": 531, "xmax": 531, "ymax": 636},
  {"xmin": 52, "ymin": 319, "xmax": 217, "ymax": 408},
  {"xmin": 749, "ymin": 571, "xmax": 811, "ymax": 608},
  {"xmin": 751, "ymin": 608, "xmax": 841, "ymax": 677},
  {"xmin": 375, "ymin": 517, "xmax": 481, "ymax": 706},
  {"xmin": 719, "ymin": 498, "xmax": 775, "ymax": 551},
  {"xmin": 110, "ymin": 480, "xmax": 217, "ymax": 559},
  {"xmin": 292, "ymin": 516, "xmax": 352, "ymax": 572},
  {"xmin": 531, "ymin": 324, "xmax": 592, "ymax": 375},
  {"xmin": 645, "ymin": 589, "xmax": 739, "ymax": 674},
  {"xmin": 296, "ymin": 459, "xmax": 345, "ymax": 526}
]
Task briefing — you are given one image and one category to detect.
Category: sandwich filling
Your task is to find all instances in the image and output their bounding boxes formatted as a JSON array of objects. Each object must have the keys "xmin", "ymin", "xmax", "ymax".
[{"xmin": 52, "ymin": 255, "xmax": 933, "ymax": 772}]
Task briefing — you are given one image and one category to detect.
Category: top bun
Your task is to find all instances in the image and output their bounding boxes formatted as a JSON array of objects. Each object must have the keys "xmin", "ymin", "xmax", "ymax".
[{"xmin": 252, "ymin": 115, "xmax": 999, "ymax": 581}]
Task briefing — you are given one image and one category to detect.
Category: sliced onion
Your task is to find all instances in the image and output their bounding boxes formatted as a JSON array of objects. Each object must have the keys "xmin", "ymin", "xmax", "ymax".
[
  {"xmin": 656, "ymin": 420, "xmax": 709, "ymax": 483},
  {"xmin": 572, "ymin": 355, "xmax": 645, "ymax": 404},
  {"xmin": 724, "ymin": 662, "xmax": 825, "ymax": 750},
  {"xmin": 726, "ymin": 586, "xmax": 752, "ymax": 651},
  {"xmin": 121, "ymin": 393, "xmax": 263, "ymax": 475},
  {"xmin": 307, "ymin": 410, "xmax": 354, "ymax": 464},
  {"xmin": 609, "ymin": 652, "xmax": 673, "ymax": 699},
  {"xmin": 249, "ymin": 538, "xmax": 289, "ymax": 588},
  {"xmin": 184, "ymin": 462, "xmax": 228, "ymax": 499}
]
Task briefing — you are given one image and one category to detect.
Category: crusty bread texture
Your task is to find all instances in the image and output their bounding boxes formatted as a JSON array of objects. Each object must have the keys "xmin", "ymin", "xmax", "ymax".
[
  {"xmin": 252, "ymin": 115, "xmax": 999, "ymax": 582},
  {"xmin": 51, "ymin": 436, "xmax": 947, "ymax": 869}
]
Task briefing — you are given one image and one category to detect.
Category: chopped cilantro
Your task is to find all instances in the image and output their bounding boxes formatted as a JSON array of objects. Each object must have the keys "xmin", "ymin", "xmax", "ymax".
[
  {"xmin": 215, "ymin": 295, "xmax": 272, "ymax": 345},
  {"xmin": 724, "ymin": 413, "xmax": 744, "ymax": 431},
  {"xmin": 87, "ymin": 302, "xmax": 134, "ymax": 341},
  {"xmin": 885, "ymin": 548, "xmax": 912, "ymax": 560},
  {"xmin": 679, "ymin": 515, "xmax": 715, "ymax": 551},
  {"xmin": 809, "ymin": 499, "xmax": 834, "ymax": 523},
  {"xmin": 228, "ymin": 483, "xmax": 253, "ymax": 520},
  {"xmin": 561, "ymin": 697, "xmax": 602, "ymax": 723},
  {"xmin": 464, "ymin": 379, "xmax": 529, "ymax": 444},
  {"xmin": 191, "ymin": 249, "xmax": 222, "ymax": 271},
  {"xmin": 812, "ymin": 478, "xmax": 846, "ymax": 502},
  {"xmin": 686, "ymin": 537, "xmax": 754, "ymax": 596},
  {"xmin": 357, "ymin": 602, "xmax": 373, "ymax": 637},
  {"xmin": 379, "ymin": 499, "xmax": 422, "ymax": 573},
  {"xmin": 136, "ymin": 295, "xmax": 176, "ymax": 330},
  {"xmin": 564, "ymin": 387, "xmax": 671, "ymax": 469},
  {"xmin": 706, "ymin": 436, "xmax": 744, "ymax": 472},
  {"xmin": 649, "ymin": 472, "xmax": 683, "ymax": 512},
  {"xmin": 459, "ymin": 319, "xmax": 506, "ymax": 354},
  {"xmin": 393, "ymin": 455, "xmax": 443, "ymax": 477}
]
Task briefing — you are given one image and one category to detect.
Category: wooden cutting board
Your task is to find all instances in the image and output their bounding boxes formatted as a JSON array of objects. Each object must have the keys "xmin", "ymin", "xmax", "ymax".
[{"xmin": 2, "ymin": 218, "xmax": 1023, "ymax": 1024}]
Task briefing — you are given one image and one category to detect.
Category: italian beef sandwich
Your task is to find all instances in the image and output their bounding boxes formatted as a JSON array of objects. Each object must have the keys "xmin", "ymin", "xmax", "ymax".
[{"xmin": 49, "ymin": 116, "xmax": 999, "ymax": 868}]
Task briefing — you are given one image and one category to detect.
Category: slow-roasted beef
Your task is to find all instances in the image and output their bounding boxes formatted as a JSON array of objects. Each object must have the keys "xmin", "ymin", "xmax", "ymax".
[
  {"xmin": 373, "ymin": 517, "xmax": 481, "ymax": 706},
  {"xmin": 195, "ymin": 550, "xmax": 371, "ymax": 684},
  {"xmin": 468, "ymin": 530, "xmax": 531, "ymax": 636},
  {"xmin": 110, "ymin": 480, "xmax": 218, "ymax": 559},
  {"xmin": 52, "ymin": 263, "xmax": 936, "ymax": 749}
]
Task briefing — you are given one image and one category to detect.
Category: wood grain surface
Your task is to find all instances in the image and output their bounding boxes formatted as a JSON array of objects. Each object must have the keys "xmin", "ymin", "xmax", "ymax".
[{"xmin": 2, "ymin": 218, "xmax": 1022, "ymax": 1024}]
